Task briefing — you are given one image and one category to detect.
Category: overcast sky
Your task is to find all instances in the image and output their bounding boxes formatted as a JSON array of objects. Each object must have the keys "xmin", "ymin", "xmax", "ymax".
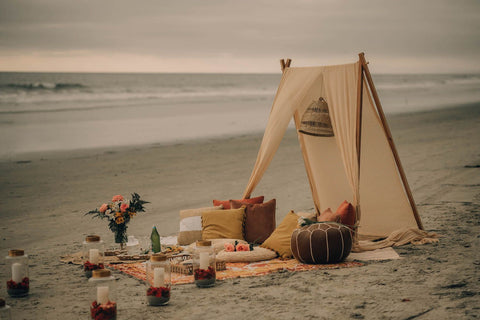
[{"xmin": 0, "ymin": 0, "xmax": 479, "ymax": 73}]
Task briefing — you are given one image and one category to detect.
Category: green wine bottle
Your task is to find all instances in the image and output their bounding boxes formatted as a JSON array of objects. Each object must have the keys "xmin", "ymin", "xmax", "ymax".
[{"xmin": 151, "ymin": 226, "xmax": 161, "ymax": 253}]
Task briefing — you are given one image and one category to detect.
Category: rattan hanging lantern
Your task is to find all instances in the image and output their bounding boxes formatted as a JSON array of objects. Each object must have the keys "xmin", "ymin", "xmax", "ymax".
[{"xmin": 298, "ymin": 97, "xmax": 334, "ymax": 137}]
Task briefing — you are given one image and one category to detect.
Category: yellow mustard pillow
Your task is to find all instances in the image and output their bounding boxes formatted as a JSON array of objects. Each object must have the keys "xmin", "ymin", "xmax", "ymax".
[
  {"xmin": 202, "ymin": 207, "xmax": 245, "ymax": 240},
  {"xmin": 261, "ymin": 211, "xmax": 299, "ymax": 259}
]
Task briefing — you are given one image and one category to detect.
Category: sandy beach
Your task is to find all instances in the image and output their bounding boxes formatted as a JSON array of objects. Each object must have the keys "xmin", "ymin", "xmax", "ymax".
[{"xmin": 0, "ymin": 102, "xmax": 479, "ymax": 319}]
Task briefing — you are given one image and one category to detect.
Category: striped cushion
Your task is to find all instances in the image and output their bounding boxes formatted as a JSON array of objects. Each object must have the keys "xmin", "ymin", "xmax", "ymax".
[{"xmin": 291, "ymin": 223, "xmax": 353, "ymax": 264}]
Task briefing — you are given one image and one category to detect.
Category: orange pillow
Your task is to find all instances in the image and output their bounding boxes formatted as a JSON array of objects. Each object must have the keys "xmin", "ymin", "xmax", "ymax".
[
  {"xmin": 213, "ymin": 196, "xmax": 264, "ymax": 210},
  {"xmin": 336, "ymin": 201, "xmax": 356, "ymax": 227},
  {"xmin": 316, "ymin": 201, "xmax": 356, "ymax": 228}
]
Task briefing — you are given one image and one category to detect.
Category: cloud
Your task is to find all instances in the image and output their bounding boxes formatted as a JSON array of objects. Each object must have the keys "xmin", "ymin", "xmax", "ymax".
[{"xmin": 1, "ymin": 0, "xmax": 479, "ymax": 72}]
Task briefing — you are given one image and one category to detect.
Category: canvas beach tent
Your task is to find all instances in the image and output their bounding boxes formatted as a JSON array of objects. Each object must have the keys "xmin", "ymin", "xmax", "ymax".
[{"xmin": 242, "ymin": 53, "xmax": 437, "ymax": 249}]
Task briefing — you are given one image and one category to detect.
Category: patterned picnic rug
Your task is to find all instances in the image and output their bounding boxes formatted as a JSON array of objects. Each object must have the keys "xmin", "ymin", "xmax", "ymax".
[{"xmin": 110, "ymin": 259, "xmax": 363, "ymax": 285}]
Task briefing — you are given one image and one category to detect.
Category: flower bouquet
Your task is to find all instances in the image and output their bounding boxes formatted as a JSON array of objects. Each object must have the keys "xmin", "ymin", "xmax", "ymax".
[{"xmin": 85, "ymin": 193, "xmax": 148, "ymax": 249}]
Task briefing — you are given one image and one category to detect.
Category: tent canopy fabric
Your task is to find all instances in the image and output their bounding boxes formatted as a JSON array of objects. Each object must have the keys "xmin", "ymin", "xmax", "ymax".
[{"xmin": 242, "ymin": 56, "xmax": 422, "ymax": 238}]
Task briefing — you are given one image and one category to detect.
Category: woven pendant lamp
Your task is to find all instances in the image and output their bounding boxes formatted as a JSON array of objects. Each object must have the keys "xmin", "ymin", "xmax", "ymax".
[{"xmin": 298, "ymin": 97, "xmax": 334, "ymax": 137}]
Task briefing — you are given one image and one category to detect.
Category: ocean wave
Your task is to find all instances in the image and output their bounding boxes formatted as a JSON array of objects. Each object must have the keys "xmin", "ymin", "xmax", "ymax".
[
  {"xmin": 2, "ymin": 82, "xmax": 86, "ymax": 91},
  {"xmin": 0, "ymin": 88, "xmax": 275, "ymax": 112},
  {"xmin": 375, "ymin": 74, "xmax": 480, "ymax": 91}
]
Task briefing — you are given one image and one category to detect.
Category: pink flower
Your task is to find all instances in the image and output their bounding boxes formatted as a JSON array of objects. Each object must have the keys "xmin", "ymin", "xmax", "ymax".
[
  {"xmin": 120, "ymin": 203, "xmax": 129, "ymax": 213},
  {"xmin": 99, "ymin": 203, "xmax": 108, "ymax": 213},
  {"xmin": 112, "ymin": 195, "xmax": 124, "ymax": 202},
  {"xmin": 236, "ymin": 243, "xmax": 250, "ymax": 252},
  {"xmin": 224, "ymin": 243, "xmax": 235, "ymax": 252}
]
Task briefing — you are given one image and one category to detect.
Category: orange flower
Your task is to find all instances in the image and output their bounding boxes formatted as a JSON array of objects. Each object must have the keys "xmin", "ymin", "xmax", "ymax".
[
  {"xmin": 99, "ymin": 203, "xmax": 109, "ymax": 213},
  {"xmin": 128, "ymin": 211, "xmax": 136, "ymax": 217},
  {"xmin": 236, "ymin": 243, "xmax": 250, "ymax": 252},
  {"xmin": 224, "ymin": 243, "xmax": 235, "ymax": 252},
  {"xmin": 116, "ymin": 216, "xmax": 125, "ymax": 224},
  {"xmin": 120, "ymin": 203, "xmax": 129, "ymax": 213},
  {"xmin": 115, "ymin": 211, "xmax": 123, "ymax": 217},
  {"xmin": 112, "ymin": 195, "xmax": 124, "ymax": 202}
]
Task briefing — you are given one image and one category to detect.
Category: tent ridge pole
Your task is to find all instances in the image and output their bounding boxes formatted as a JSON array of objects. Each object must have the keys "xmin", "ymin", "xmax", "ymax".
[{"xmin": 358, "ymin": 53, "xmax": 423, "ymax": 230}]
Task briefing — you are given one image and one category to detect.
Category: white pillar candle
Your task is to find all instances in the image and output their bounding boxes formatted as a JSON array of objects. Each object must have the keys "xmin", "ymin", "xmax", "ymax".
[
  {"xmin": 199, "ymin": 252, "xmax": 209, "ymax": 270},
  {"xmin": 97, "ymin": 286, "xmax": 109, "ymax": 305},
  {"xmin": 153, "ymin": 267, "xmax": 165, "ymax": 288},
  {"xmin": 89, "ymin": 249, "xmax": 100, "ymax": 264},
  {"xmin": 11, "ymin": 262, "xmax": 24, "ymax": 283}
]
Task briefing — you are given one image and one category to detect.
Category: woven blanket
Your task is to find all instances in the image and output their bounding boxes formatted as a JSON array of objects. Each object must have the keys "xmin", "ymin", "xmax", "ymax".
[{"xmin": 110, "ymin": 259, "xmax": 363, "ymax": 285}]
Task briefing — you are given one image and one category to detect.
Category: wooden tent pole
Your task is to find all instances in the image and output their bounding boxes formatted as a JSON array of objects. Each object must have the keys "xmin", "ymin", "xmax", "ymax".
[
  {"xmin": 354, "ymin": 53, "xmax": 364, "ymax": 243},
  {"xmin": 356, "ymin": 54, "xmax": 364, "ymax": 171},
  {"xmin": 358, "ymin": 53, "xmax": 424, "ymax": 230},
  {"xmin": 280, "ymin": 58, "xmax": 292, "ymax": 72}
]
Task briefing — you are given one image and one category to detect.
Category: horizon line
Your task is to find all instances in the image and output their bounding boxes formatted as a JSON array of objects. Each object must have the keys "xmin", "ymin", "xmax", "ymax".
[{"xmin": 1, "ymin": 70, "xmax": 479, "ymax": 76}]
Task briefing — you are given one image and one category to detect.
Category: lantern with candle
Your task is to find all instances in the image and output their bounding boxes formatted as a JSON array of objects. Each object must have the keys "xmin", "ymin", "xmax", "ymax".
[
  {"xmin": 83, "ymin": 235, "xmax": 105, "ymax": 278},
  {"xmin": 146, "ymin": 253, "xmax": 171, "ymax": 306},
  {"xmin": 0, "ymin": 298, "xmax": 12, "ymax": 320},
  {"xmin": 193, "ymin": 240, "xmax": 216, "ymax": 288},
  {"xmin": 5, "ymin": 249, "xmax": 29, "ymax": 297},
  {"xmin": 89, "ymin": 269, "xmax": 116, "ymax": 320}
]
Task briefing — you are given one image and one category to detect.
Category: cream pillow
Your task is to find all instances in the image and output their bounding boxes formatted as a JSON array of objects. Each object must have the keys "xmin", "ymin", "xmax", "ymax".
[
  {"xmin": 202, "ymin": 207, "xmax": 245, "ymax": 240},
  {"xmin": 216, "ymin": 247, "xmax": 277, "ymax": 263},
  {"xmin": 177, "ymin": 205, "xmax": 222, "ymax": 245}
]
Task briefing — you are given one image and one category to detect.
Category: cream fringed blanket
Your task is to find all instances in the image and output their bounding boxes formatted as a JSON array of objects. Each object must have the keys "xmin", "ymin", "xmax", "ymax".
[{"xmin": 353, "ymin": 227, "xmax": 439, "ymax": 252}]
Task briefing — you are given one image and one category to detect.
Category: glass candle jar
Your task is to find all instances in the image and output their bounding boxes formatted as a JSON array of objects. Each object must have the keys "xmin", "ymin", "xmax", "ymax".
[
  {"xmin": 5, "ymin": 249, "xmax": 29, "ymax": 297},
  {"xmin": 193, "ymin": 240, "xmax": 216, "ymax": 288},
  {"xmin": 88, "ymin": 269, "xmax": 116, "ymax": 320},
  {"xmin": 0, "ymin": 298, "xmax": 12, "ymax": 320},
  {"xmin": 146, "ymin": 253, "xmax": 171, "ymax": 306},
  {"xmin": 83, "ymin": 235, "xmax": 105, "ymax": 278}
]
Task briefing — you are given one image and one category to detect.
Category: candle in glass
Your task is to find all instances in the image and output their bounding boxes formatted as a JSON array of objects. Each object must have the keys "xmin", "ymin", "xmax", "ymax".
[
  {"xmin": 83, "ymin": 235, "xmax": 105, "ymax": 278},
  {"xmin": 0, "ymin": 298, "xmax": 12, "ymax": 320},
  {"xmin": 89, "ymin": 249, "xmax": 100, "ymax": 265},
  {"xmin": 193, "ymin": 240, "xmax": 216, "ymax": 288},
  {"xmin": 97, "ymin": 286, "xmax": 109, "ymax": 305},
  {"xmin": 146, "ymin": 253, "xmax": 171, "ymax": 306},
  {"xmin": 199, "ymin": 252, "xmax": 209, "ymax": 270},
  {"xmin": 89, "ymin": 269, "xmax": 116, "ymax": 320},
  {"xmin": 6, "ymin": 249, "xmax": 29, "ymax": 297},
  {"xmin": 11, "ymin": 263, "xmax": 23, "ymax": 283},
  {"xmin": 153, "ymin": 267, "xmax": 164, "ymax": 288}
]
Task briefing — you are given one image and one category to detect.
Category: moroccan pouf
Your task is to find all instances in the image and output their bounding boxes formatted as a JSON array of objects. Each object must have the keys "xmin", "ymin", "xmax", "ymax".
[{"xmin": 291, "ymin": 222, "xmax": 353, "ymax": 264}]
